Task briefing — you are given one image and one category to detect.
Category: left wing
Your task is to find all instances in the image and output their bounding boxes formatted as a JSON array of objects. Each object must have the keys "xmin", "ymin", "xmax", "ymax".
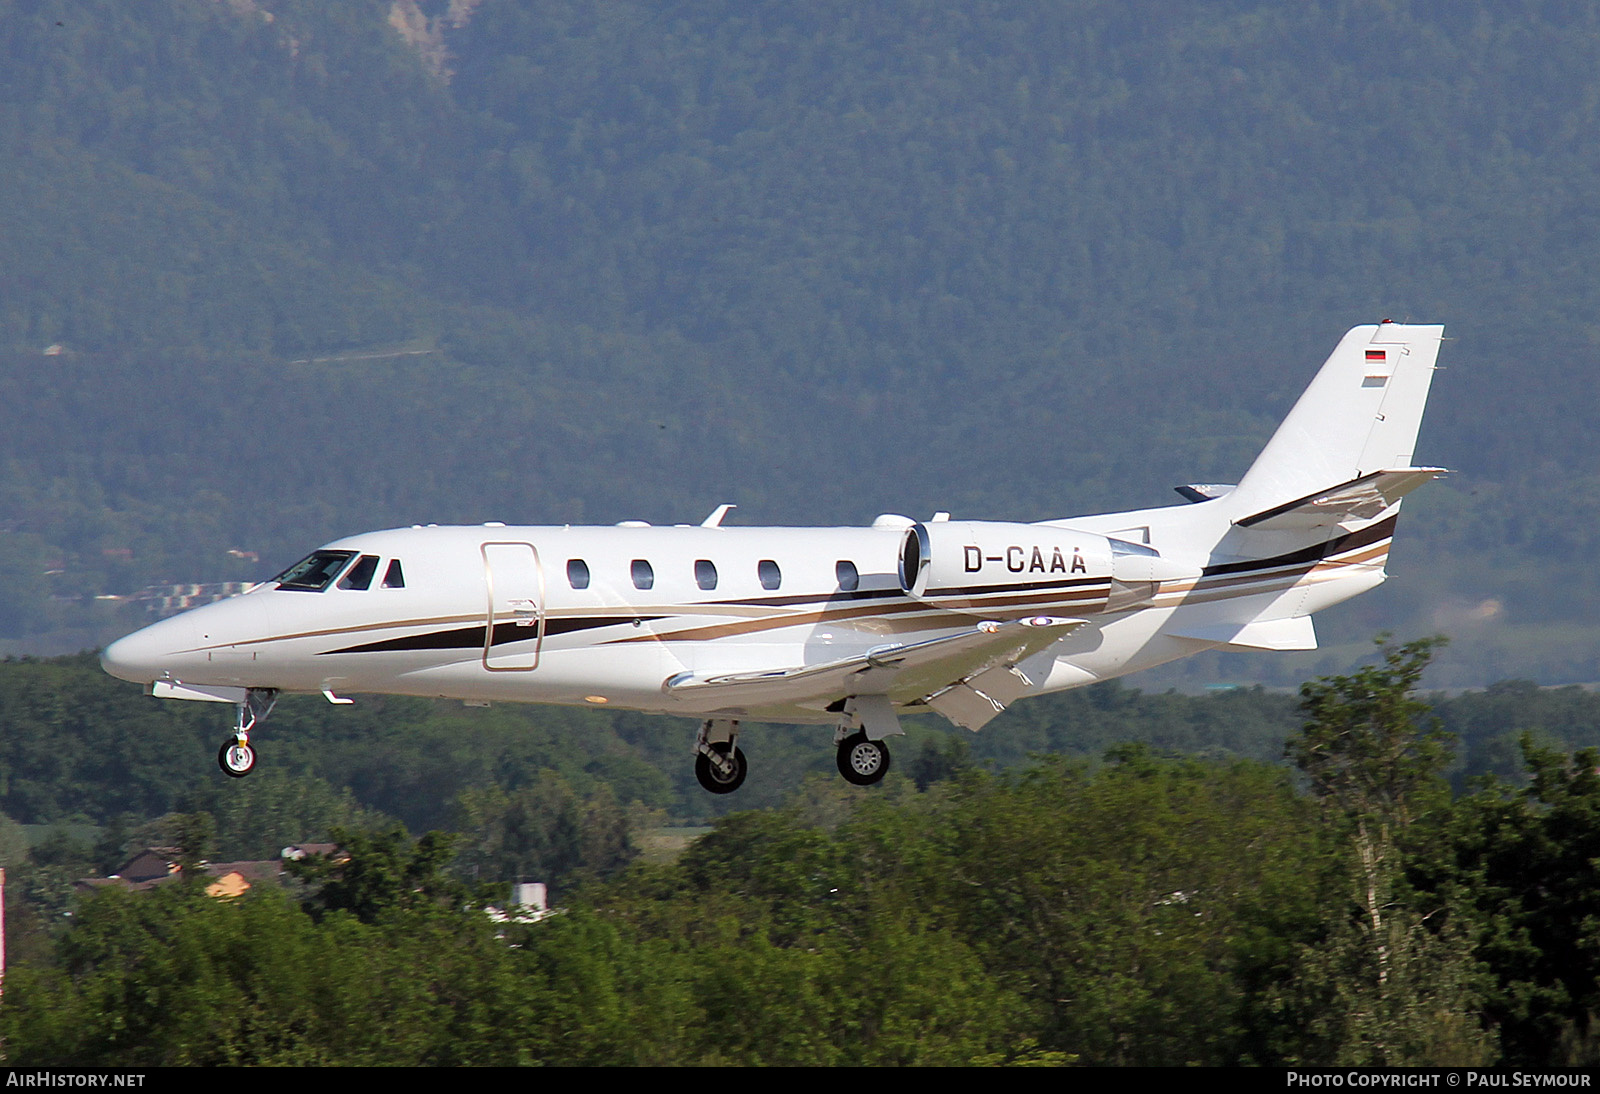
[{"xmin": 663, "ymin": 615, "xmax": 1084, "ymax": 729}]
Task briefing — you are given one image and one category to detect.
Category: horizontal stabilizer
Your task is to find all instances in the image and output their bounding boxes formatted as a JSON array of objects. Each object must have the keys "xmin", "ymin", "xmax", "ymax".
[
  {"xmin": 1235, "ymin": 468, "xmax": 1447, "ymax": 531},
  {"xmin": 1174, "ymin": 483, "xmax": 1236, "ymax": 504},
  {"xmin": 1166, "ymin": 615, "xmax": 1318, "ymax": 651},
  {"xmin": 664, "ymin": 616, "xmax": 1083, "ymax": 711}
]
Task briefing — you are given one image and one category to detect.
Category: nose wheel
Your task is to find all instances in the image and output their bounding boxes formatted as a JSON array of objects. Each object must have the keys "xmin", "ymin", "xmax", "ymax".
[{"xmin": 218, "ymin": 740, "xmax": 257, "ymax": 778}]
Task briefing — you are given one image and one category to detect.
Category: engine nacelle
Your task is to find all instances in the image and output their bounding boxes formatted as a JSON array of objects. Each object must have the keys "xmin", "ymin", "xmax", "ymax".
[{"xmin": 899, "ymin": 521, "xmax": 1193, "ymax": 614}]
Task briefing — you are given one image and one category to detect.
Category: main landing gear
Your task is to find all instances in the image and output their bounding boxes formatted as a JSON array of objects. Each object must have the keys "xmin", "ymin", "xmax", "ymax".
[
  {"xmin": 831, "ymin": 694, "xmax": 900, "ymax": 787},
  {"xmin": 695, "ymin": 718, "xmax": 747, "ymax": 794},
  {"xmin": 690, "ymin": 697, "xmax": 905, "ymax": 794},
  {"xmin": 836, "ymin": 731, "xmax": 891, "ymax": 786},
  {"xmin": 218, "ymin": 687, "xmax": 278, "ymax": 778}
]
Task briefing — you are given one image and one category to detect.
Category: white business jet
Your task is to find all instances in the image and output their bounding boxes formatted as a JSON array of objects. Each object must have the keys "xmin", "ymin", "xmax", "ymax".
[{"xmin": 102, "ymin": 323, "xmax": 1445, "ymax": 793}]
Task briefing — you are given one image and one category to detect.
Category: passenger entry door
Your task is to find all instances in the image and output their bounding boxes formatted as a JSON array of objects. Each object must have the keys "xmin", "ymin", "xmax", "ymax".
[{"xmin": 482, "ymin": 542, "xmax": 543, "ymax": 671}]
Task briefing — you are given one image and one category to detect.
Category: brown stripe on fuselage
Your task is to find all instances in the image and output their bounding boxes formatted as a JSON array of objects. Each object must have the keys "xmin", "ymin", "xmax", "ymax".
[{"xmin": 190, "ymin": 612, "xmax": 485, "ymax": 653}]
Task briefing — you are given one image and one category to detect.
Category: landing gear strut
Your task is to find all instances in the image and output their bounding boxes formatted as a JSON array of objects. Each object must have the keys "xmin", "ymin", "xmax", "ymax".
[
  {"xmin": 694, "ymin": 718, "xmax": 747, "ymax": 794},
  {"xmin": 218, "ymin": 687, "xmax": 278, "ymax": 778}
]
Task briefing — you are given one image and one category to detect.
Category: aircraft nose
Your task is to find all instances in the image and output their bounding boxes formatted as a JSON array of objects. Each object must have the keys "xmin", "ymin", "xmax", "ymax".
[
  {"xmin": 100, "ymin": 614, "xmax": 200, "ymax": 684},
  {"xmin": 101, "ymin": 631, "xmax": 152, "ymax": 684}
]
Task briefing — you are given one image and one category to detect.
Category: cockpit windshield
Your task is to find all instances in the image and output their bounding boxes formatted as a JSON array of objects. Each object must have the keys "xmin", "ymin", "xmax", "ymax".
[{"xmin": 273, "ymin": 550, "xmax": 357, "ymax": 592}]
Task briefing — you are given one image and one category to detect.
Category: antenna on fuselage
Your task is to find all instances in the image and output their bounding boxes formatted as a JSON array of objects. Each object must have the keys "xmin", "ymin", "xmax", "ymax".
[{"xmin": 701, "ymin": 504, "xmax": 736, "ymax": 528}]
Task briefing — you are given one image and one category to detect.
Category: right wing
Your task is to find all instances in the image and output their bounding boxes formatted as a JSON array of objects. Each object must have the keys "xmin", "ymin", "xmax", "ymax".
[{"xmin": 663, "ymin": 615, "xmax": 1084, "ymax": 729}]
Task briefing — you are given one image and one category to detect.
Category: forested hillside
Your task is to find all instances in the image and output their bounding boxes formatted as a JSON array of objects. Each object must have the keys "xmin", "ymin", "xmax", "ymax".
[{"xmin": 0, "ymin": 0, "xmax": 1597, "ymax": 686}]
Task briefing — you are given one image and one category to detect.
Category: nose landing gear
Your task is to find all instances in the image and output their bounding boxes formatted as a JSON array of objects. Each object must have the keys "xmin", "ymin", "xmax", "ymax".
[{"xmin": 218, "ymin": 687, "xmax": 278, "ymax": 778}]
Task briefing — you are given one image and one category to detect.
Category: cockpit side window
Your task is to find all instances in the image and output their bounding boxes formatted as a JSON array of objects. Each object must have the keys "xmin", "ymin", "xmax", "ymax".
[
  {"xmin": 382, "ymin": 559, "xmax": 406, "ymax": 588},
  {"xmin": 338, "ymin": 555, "xmax": 380, "ymax": 590},
  {"xmin": 274, "ymin": 550, "xmax": 357, "ymax": 592}
]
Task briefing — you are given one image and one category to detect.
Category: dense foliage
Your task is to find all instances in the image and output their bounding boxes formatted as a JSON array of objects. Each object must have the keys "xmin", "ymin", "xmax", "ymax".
[{"xmin": 0, "ymin": 645, "xmax": 1599, "ymax": 1063}]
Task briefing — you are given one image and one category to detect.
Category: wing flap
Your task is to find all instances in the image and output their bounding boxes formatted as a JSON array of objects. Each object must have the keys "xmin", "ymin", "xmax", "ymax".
[{"xmin": 924, "ymin": 663, "xmax": 1041, "ymax": 731}]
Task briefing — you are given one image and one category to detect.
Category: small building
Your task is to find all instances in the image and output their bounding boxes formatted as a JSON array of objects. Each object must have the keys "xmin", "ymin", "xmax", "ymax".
[{"xmin": 77, "ymin": 844, "xmax": 344, "ymax": 899}]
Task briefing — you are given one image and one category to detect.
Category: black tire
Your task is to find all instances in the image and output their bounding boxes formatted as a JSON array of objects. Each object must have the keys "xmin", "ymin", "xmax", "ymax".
[
  {"xmin": 837, "ymin": 732, "xmax": 890, "ymax": 786},
  {"xmin": 695, "ymin": 742, "xmax": 748, "ymax": 794},
  {"xmin": 218, "ymin": 740, "xmax": 256, "ymax": 778}
]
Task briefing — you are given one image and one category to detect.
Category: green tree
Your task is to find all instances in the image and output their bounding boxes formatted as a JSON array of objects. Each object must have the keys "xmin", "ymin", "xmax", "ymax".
[
  {"xmin": 288, "ymin": 826, "xmax": 468, "ymax": 925},
  {"xmin": 0, "ymin": 879, "xmax": 543, "ymax": 1065},
  {"xmin": 453, "ymin": 771, "xmax": 637, "ymax": 895},
  {"xmin": 1289, "ymin": 637, "xmax": 1453, "ymax": 987},
  {"xmin": 1280, "ymin": 636, "xmax": 1491, "ymax": 1065},
  {"xmin": 1421, "ymin": 736, "xmax": 1600, "ymax": 1065},
  {"xmin": 868, "ymin": 749, "xmax": 1326, "ymax": 1065}
]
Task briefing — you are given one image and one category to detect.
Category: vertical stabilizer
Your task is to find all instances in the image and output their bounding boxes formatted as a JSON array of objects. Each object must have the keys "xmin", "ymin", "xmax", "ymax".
[{"xmin": 1227, "ymin": 323, "xmax": 1443, "ymax": 516}]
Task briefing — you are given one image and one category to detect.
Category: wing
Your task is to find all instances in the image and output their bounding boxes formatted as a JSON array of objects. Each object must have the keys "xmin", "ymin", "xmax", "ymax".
[{"xmin": 663, "ymin": 615, "xmax": 1084, "ymax": 730}]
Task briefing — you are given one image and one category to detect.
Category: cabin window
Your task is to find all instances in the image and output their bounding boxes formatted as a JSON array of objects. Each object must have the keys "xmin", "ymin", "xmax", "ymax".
[
  {"xmin": 274, "ymin": 550, "xmax": 357, "ymax": 593},
  {"xmin": 567, "ymin": 559, "xmax": 591, "ymax": 589},
  {"xmin": 757, "ymin": 559, "xmax": 782, "ymax": 590},
  {"xmin": 631, "ymin": 559, "xmax": 654, "ymax": 590},
  {"xmin": 338, "ymin": 554, "xmax": 380, "ymax": 590},
  {"xmin": 382, "ymin": 559, "xmax": 405, "ymax": 588},
  {"xmin": 694, "ymin": 559, "xmax": 718, "ymax": 590},
  {"xmin": 835, "ymin": 560, "xmax": 860, "ymax": 591}
]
